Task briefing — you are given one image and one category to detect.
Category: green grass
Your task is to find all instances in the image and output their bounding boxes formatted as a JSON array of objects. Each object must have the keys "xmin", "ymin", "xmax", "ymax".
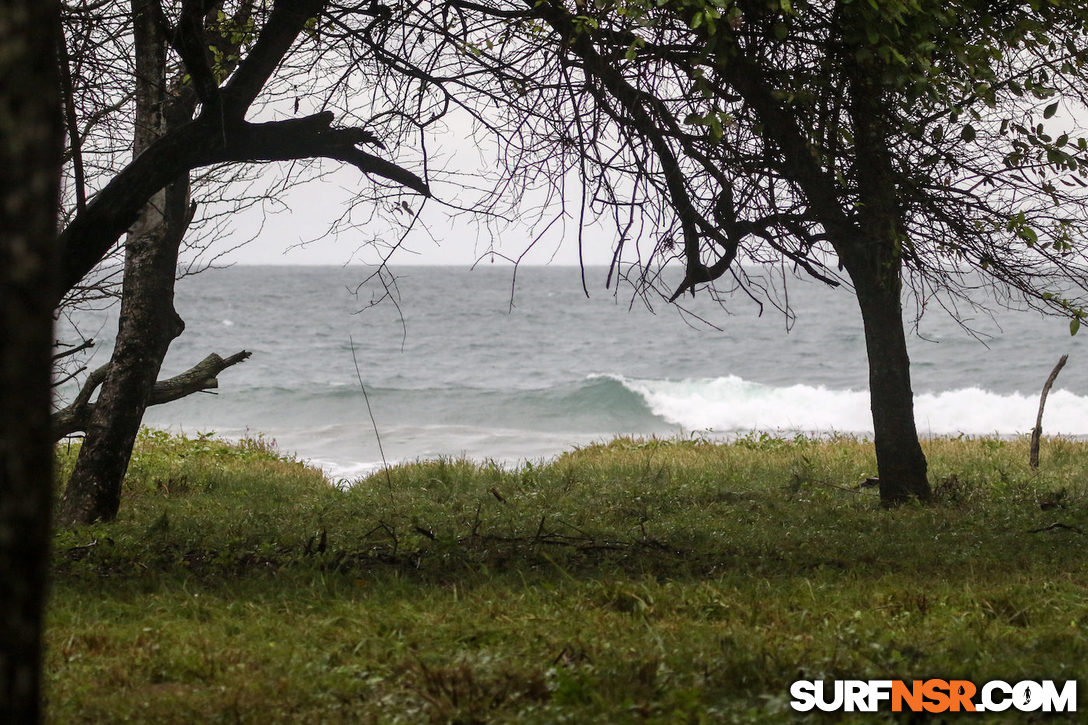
[{"xmin": 46, "ymin": 430, "xmax": 1088, "ymax": 722}]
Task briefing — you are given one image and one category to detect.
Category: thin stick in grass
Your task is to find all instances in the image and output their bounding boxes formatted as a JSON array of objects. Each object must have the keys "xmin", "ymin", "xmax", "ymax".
[{"xmin": 350, "ymin": 336, "xmax": 393, "ymax": 490}]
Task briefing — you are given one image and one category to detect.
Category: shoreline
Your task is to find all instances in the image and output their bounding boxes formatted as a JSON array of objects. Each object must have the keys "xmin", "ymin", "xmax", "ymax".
[{"xmin": 120, "ymin": 425, "xmax": 1088, "ymax": 484}]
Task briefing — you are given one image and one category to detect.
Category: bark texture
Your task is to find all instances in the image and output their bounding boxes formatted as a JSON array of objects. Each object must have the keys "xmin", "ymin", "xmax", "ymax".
[{"xmin": 0, "ymin": 0, "xmax": 63, "ymax": 720}]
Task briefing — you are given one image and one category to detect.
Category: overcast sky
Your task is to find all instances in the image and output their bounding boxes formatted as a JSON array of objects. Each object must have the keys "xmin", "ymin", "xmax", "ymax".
[
  {"xmin": 204, "ymin": 108, "xmax": 623, "ymax": 268},
  {"xmin": 212, "ymin": 192, "xmax": 618, "ymax": 267}
]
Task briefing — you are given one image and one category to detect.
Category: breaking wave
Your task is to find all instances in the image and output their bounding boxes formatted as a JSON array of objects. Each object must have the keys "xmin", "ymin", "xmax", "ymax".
[{"xmin": 599, "ymin": 374, "xmax": 1088, "ymax": 436}]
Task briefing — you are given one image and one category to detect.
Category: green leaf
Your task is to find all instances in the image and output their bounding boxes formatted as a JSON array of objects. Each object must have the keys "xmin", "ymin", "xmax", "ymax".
[
  {"xmin": 960, "ymin": 124, "xmax": 976, "ymax": 143},
  {"xmin": 1071, "ymin": 317, "xmax": 1081, "ymax": 336},
  {"xmin": 1044, "ymin": 101, "xmax": 1059, "ymax": 119},
  {"xmin": 708, "ymin": 114, "xmax": 723, "ymax": 143}
]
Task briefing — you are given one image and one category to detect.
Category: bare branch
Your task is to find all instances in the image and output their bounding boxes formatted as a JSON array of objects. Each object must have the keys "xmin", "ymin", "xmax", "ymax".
[
  {"xmin": 52, "ymin": 350, "xmax": 251, "ymax": 440},
  {"xmin": 57, "ymin": 112, "xmax": 426, "ymax": 300},
  {"xmin": 221, "ymin": 0, "xmax": 324, "ymax": 118}
]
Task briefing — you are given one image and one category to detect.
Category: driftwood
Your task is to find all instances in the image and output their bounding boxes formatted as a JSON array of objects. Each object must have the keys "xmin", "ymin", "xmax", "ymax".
[
  {"xmin": 1029, "ymin": 354, "xmax": 1069, "ymax": 469},
  {"xmin": 52, "ymin": 350, "xmax": 250, "ymax": 440}
]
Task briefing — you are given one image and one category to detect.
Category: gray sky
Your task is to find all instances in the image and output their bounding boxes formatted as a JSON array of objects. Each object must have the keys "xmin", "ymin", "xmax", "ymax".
[
  {"xmin": 213, "ymin": 195, "xmax": 617, "ymax": 267},
  {"xmin": 200, "ymin": 103, "xmax": 622, "ymax": 267}
]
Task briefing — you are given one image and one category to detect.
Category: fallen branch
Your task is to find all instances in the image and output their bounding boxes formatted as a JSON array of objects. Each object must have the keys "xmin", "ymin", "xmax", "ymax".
[
  {"xmin": 52, "ymin": 350, "xmax": 251, "ymax": 440},
  {"xmin": 1030, "ymin": 354, "xmax": 1069, "ymax": 469},
  {"xmin": 65, "ymin": 538, "xmax": 98, "ymax": 552},
  {"xmin": 1028, "ymin": 522, "xmax": 1085, "ymax": 535}
]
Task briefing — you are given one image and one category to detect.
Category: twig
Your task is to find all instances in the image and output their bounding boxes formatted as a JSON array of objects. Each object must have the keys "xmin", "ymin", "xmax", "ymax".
[
  {"xmin": 378, "ymin": 521, "xmax": 399, "ymax": 555},
  {"xmin": 52, "ymin": 364, "xmax": 88, "ymax": 388},
  {"xmin": 556, "ymin": 518, "xmax": 594, "ymax": 538},
  {"xmin": 51, "ymin": 350, "xmax": 249, "ymax": 439},
  {"xmin": 349, "ymin": 335, "xmax": 393, "ymax": 490},
  {"xmin": 1028, "ymin": 522, "xmax": 1085, "ymax": 535},
  {"xmin": 52, "ymin": 337, "xmax": 94, "ymax": 361},
  {"xmin": 66, "ymin": 538, "xmax": 98, "ymax": 552},
  {"xmin": 813, "ymin": 480, "xmax": 863, "ymax": 494}
]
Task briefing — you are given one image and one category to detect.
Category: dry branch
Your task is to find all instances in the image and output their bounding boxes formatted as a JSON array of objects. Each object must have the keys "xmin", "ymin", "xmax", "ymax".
[
  {"xmin": 52, "ymin": 338, "xmax": 95, "ymax": 362},
  {"xmin": 1029, "ymin": 354, "xmax": 1068, "ymax": 469},
  {"xmin": 52, "ymin": 350, "xmax": 250, "ymax": 440}
]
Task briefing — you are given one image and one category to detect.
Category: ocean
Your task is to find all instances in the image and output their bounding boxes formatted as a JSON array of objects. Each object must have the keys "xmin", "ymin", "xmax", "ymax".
[{"xmin": 58, "ymin": 265, "xmax": 1088, "ymax": 481}]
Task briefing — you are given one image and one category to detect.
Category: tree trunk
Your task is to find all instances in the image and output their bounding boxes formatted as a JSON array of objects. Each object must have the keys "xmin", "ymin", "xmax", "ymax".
[
  {"xmin": 853, "ymin": 272, "xmax": 932, "ymax": 504},
  {"xmin": 58, "ymin": 0, "xmax": 192, "ymax": 526},
  {"xmin": 841, "ymin": 62, "xmax": 931, "ymax": 505},
  {"xmin": 0, "ymin": 0, "xmax": 63, "ymax": 719},
  {"xmin": 56, "ymin": 226, "xmax": 188, "ymax": 524}
]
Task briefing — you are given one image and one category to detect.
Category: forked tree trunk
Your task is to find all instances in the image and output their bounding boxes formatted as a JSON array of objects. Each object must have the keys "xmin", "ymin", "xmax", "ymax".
[
  {"xmin": 853, "ymin": 272, "xmax": 932, "ymax": 504},
  {"xmin": 0, "ymin": 0, "xmax": 63, "ymax": 718},
  {"xmin": 59, "ymin": 0, "xmax": 192, "ymax": 525}
]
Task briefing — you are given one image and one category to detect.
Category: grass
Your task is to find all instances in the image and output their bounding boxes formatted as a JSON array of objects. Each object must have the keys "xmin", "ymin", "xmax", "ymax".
[{"xmin": 45, "ymin": 430, "xmax": 1088, "ymax": 722}]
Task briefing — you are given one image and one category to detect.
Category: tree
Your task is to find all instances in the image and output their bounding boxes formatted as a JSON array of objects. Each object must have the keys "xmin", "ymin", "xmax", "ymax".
[
  {"xmin": 54, "ymin": 0, "xmax": 434, "ymax": 525},
  {"xmin": 438, "ymin": 0, "xmax": 1088, "ymax": 503},
  {"xmin": 0, "ymin": 0, "xmax": 64, "ymax": 718},
  {"xmin": 59, "ymin": 0, "xmax": 252, "ymax": 524}
]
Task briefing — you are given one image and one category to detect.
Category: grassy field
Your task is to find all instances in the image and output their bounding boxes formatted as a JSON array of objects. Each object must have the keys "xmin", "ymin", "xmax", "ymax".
[{"xmin": 46, "ymin": 430, "xmax": 1088, "ymax": 722}]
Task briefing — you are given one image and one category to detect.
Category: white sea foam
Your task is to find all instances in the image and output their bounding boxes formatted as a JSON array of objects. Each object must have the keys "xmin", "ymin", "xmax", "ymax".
[
  {"xmin": 605, "ymin": 374, "xmax": 1088, "ymax": 436},
  {"xmin": 305, "ymin": 457, "xmax": 387, "ymax": 484}
]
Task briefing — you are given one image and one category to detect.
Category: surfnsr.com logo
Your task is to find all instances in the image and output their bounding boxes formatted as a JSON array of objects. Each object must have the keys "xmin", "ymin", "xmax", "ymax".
[{"xmin": 790, "ymin": 679, "xmax": 1076, "ymax": 713}]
